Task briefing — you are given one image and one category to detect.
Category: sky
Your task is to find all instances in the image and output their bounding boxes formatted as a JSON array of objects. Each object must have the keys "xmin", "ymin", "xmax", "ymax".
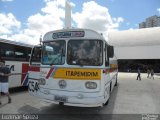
[{"xmin": 0, "ymin": 0, "xmax": 160, "ymax": 45}]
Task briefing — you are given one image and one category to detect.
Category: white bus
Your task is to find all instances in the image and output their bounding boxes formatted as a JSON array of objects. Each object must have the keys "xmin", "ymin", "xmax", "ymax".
[
  {"xmin": 28, "ymin": 29, "xmax": 118, "ymax": 107},
  {"xmin": 0, "ymin": 39, "xmax": 32, "ymax": 88}
]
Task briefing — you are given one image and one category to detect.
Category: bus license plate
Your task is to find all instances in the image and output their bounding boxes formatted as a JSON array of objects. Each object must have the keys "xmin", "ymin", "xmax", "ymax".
[{"xmin": 54, "ymin": 95, "xmax": 67, "ymax": 102}]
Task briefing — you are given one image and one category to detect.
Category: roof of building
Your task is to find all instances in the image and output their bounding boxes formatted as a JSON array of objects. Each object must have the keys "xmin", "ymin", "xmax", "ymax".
[{"xmin": 108, "ymin": 27, "xmax": 160, "ymax": 47}]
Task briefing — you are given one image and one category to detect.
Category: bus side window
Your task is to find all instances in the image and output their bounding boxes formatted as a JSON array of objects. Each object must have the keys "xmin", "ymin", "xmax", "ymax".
[
  {"xmin": 1, "ymin": 43, "xmax": 15, "ymax": 59},
  {"xmin": 15, "ymin": 46, "xmax": 27, "ymax": 60},
  {"xmin": 105, "ymin": 44, "xmax": 109, "ymax": 66}
]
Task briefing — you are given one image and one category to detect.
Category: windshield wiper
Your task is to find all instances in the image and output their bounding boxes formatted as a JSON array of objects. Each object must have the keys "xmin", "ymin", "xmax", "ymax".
[{"xmin": 50, "ymin": 54, "xmax": 63, "ymax": 66}]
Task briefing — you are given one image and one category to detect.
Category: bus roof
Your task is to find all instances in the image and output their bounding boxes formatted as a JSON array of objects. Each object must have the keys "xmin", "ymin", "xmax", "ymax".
[
  {"xmin": 43, "ymin": 28, "xmax": 106, "ymax": 42},
  {"xmin": 0, "ymin": 38, "xmax": 33, "ymax": 48}
]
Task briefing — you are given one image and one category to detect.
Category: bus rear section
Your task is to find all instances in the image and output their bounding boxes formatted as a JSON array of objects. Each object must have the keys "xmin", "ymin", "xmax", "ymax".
[
  {"xmin": 28, "ymin": 29, "xmax": 118, "ymax": 107},
  {"xmin": 0, "ymin": 39, "xmax": 32, "ymax": 88}
]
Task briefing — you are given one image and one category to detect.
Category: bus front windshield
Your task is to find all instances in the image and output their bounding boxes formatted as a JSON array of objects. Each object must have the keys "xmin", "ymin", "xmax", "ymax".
[
  {"xmin": 42, "ymin": 41, "xmax": 65, "ymax": 65},
  {"xmin": 67, "ymin": 40, "xmax": 103, "ymax": 66}
]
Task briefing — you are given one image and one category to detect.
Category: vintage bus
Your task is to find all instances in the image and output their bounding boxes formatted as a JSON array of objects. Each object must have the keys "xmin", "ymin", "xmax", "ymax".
[
  {"xmin": 0, "ymin": 39, "xmax": 32, "ymax": 88},
  {"xmin": 28, "ymin": 29, "xmax": 118, "ymax": 107}
]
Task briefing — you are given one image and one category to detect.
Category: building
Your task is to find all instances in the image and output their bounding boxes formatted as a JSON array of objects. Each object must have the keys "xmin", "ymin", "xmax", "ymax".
[
  {"xmin": 139, "ymin": 15, "xmax": 160, "ymax": 28},
  {"xmin": 108, "ymin": 27, "xmax": 160, "ymax": 72}
]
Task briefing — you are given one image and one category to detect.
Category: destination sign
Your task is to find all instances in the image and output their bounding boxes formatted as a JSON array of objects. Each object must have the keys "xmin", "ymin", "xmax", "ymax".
[
  {"xmin": 52, "ymin": 31, "xmax": 85, "ymax": 39},
  {"xmin": 52, "ymin": 68, "xmax": 101, "ymax": 80}
]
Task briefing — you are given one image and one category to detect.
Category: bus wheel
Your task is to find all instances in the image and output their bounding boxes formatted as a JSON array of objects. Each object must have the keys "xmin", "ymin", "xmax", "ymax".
[
  {"xmin": 59, "ymin": 102, "xmax": 64, "ymax": 106},
  {"xmin": 104, "ymin": 98, "xmax": 109, "ymax": 106},
  {"xmin": 104, "ymin": 86, "xmax": 111, "ymax": 106},
  {"xmin": 115, "ymin": 76, "xmax": 118, "ymax": 86}
]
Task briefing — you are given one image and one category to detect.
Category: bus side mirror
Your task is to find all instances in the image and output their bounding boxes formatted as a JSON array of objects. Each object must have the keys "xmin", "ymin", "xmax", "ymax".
[
  {"xmin": 30, "ymin": 45, "xmax": 42, "ymax": 65},
  {"xmin": 107, "ymin": 45, "xmax": 114, "ymax": 58}
]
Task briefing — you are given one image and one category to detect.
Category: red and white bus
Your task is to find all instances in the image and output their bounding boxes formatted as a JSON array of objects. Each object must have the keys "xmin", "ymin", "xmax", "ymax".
[{"xmin": 0, "ymin": 38, "xmax": 32, "ymax": 88}]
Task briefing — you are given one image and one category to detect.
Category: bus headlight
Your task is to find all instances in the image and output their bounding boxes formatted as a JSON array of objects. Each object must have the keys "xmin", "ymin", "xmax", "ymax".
[
  {"xmin": 38, "ymin": 78, "xmax": 46, "ymax": 85},
  {"xmin": 85, "ymin": 82, "xmax": 97, "ymax": 89}
]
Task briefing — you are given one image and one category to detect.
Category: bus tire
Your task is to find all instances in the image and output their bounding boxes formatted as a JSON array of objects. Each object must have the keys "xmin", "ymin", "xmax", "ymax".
[
  {"xmin": 104, "ymin": 98, "xmax": 109, "ymax": 106},
  {"xmin": 59, "ymin": 102, "xmax": 64, "ymax": 106},
  {"xmin": 104, "ymin": 84, "xmax": 111, "ymax": 106},
  {"xmin": 115, "ymin": 76, "xmax": 118, "ymax": 86}
]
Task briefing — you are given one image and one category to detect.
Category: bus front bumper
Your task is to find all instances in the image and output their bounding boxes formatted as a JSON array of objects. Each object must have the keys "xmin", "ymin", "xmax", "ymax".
[{"xmin": 29, "ymin": 88, "xmax": 105, "ymax": 107}]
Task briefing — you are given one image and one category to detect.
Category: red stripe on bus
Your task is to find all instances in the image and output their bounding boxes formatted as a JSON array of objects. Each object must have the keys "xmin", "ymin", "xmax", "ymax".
[
  {"xmin": 21, "ymin": 63, "xmax": 29, "ymax": 83},
  {"xmin": 46, "ymin": 67, "xmax": 54, "ymax": 79},
  {"xmin": 29, "ymin": 66, "xmax": 40, "ymax": 72},
  {"xmin": 103, "ymin": 68, "xmax": 118, "ymax": 74}
]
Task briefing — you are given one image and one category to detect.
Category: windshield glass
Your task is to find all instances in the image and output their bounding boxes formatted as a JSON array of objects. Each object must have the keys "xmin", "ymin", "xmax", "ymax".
[
  {"xmin": 67, "ymin": 40, "xmax": 103, "ymax": 66},
  {"xmin": 42, "ymin": 41, "xmax": 65, "ymax": 65}
]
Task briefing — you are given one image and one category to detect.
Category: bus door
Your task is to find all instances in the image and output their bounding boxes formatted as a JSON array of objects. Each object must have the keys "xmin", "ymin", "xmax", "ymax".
[{"xmin": 28, "ymin": 46, "xmax": 41, "ymax": 94}]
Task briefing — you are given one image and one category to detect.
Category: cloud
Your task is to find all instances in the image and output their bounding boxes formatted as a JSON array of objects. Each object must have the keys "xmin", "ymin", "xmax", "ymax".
[
  {"xmin": 0, "ymin": 0, "xmax": 123, "ymax": 45},
  {"xmin": 73, "ymin": 1, "xmax": 124, "ymax": 39},
  {"xmin": 157, "ymin": 8, "xmax": 160, "ymax": 14},
  {"xmin": 0, "ymin": 13, "xmax": 21, "ymax": 34},
  {"xmin": 1, "ymin": 0, "xmax": 66, "ymax": 45},
  {"xmin": 22, "ymin": 0, "xmax": 66, "ymax": 44},
  {"xmin": 27, "ymin": 13, "xmax": 63, "ymax": 34},
  {"xmin": 111, "ymin": 17, "xmax": 124, "ymax": 28},
  {"xmin": 1, "ymin": 0, "xmax": 14, "ymax": 2},
  {"xmin": 73, "ymin": 1, "xmax": 111, "ymax": 32}
]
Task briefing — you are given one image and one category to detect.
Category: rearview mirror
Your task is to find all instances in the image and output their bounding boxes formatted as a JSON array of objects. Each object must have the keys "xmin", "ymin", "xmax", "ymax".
[
  {"xmin": 30, "ymin": 45, "xmax": 42, "ymax": 65},
  {"xmin": 107, "ymin": 45, "xmax": 114, "ymax": 58}
]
